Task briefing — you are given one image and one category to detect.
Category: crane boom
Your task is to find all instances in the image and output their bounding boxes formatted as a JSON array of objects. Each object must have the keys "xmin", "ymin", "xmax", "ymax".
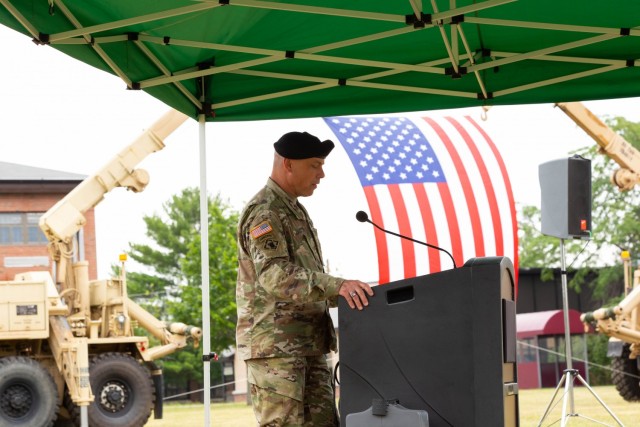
[
  {"xmin": 556, "ymin": 102, "xmax": 640, "ymax": 191},
  {"xmin": 39, "ymin": 109, "xmax": 188, "ymax": 243}
]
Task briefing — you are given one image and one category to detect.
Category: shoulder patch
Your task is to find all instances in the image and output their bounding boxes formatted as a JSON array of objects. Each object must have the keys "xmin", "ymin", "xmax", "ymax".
[
  {"xmin": 250, "ymin": 221, "xmax": 273, "ymax": 239},
  {"xmin": 263, "ymin": 239, "xmax": 279, "ymax": 250}
]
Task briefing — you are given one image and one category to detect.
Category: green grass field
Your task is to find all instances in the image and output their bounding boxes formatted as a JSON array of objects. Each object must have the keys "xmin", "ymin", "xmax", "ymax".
[{"xmin": 147, "ymin": 385, "xmax": 637, "ymax": 426}]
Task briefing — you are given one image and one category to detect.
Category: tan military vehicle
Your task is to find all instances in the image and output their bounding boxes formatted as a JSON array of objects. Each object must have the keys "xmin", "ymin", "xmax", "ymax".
[
  {"xmin": 0, "ymin": 110, "xmax": 202, "ymax": 427},
  {"xmin": 557, "ymin": 101, "xmax": 640, "ymax": 402}
]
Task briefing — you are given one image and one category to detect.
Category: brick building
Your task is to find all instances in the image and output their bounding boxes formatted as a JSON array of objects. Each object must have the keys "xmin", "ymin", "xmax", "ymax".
[{"xmin": 0, "ymin": 161, "xmax": 97, "ymax": 281}]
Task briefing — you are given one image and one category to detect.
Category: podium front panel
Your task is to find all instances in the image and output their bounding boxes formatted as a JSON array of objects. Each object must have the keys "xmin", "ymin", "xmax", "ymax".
[{"xmin": 338, "ymin": 257, "xmax": 519, "ymax": 427}]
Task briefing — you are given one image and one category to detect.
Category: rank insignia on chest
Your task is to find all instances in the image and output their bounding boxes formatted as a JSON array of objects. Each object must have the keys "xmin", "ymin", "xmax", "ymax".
[{"xmin": 250, "ymin": 221, "xmax": 273, "ymax": 239}]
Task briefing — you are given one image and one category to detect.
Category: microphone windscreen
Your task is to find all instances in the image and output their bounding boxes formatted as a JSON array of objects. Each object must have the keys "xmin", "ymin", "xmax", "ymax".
[{"xmin": 356, "ymin": 211, "xmax": 369, "ymax": 223}]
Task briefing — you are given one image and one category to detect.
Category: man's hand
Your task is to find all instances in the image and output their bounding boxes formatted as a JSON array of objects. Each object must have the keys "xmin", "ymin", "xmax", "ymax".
[{"xmin": 338, "ymin": 280, "xmax": 374, "ymax": 310}]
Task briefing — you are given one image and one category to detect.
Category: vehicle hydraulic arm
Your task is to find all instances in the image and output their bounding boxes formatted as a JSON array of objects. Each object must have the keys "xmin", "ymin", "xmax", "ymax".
[
  {"xmin": 40, "ymin": 110, "xmax": 188, "ymax": 312},
  {"xmin": 556, "ymin": 101, "xmax": 640, "ymax": 191},
  {"xmin": 581, "ymin": 284, "xmax": 640, "ymax": 359}
]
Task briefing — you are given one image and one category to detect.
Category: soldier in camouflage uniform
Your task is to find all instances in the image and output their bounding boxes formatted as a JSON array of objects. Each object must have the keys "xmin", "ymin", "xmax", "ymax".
[{"xmin": 237, "ymin": 131, "xmax": 374, "ymax": 426}]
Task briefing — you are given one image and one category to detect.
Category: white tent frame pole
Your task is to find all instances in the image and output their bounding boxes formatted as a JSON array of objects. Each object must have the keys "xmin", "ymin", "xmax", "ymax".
[
  {"xmin": 47, "ymin": 2, "xmax": 222, "ymax": 42},
  {"xmin": 352, "ymin": 56, "xmax": 452, "ymax": 81},
  {"xmin": 466, "ymin": 16, "xmax": 640, "ymax": 36},
  {"xmin": 138, "ymin": 48, "xmax": 445, "ymax": 89},
  {"xmin": 490, "ymin": 51, "xmax": 622, "ymax": 66},
  {"xmin": 435, "ymin": 24, "xmax": 457, "ymax": 73},
  {"xmin": 198, "ymin": 113, "xmax": 212, "ymax": 427},
  {"xmin": 51, "ymin": 3, "xmax": 201, "ymax": 104},
  {"xmin": 134, "ymin": 41, "xmax": 202, "ymax": 107},
  {"xmin": 494, "ymin": 63, "xmax": 624, "ymax": 97},
  {"xmin": 0, "ymin": 0, "xmax": 38, "ymax": 37},
  {"xmin": 229, "ymin": 0, "xmax": 515, "ymax": 23},
  {"xmin": 136, "ymin": 26, "xmax": 416, "ymax": 57},
  {"xmin": 50, "ymin": 2, "xmax": 136, "ymax": 88},
  {"xmin": 408, "ymin": 0, "xmax": 422, "ymax": 19},
  {"xmin": 213, "ymin": 73, "xmax": 475, "ymax": 110},
  {"xmin": 457, "ymin": 26, "xmax": 489, "ymax": 99},
  {"xmin": 468, "ymin": 33, "xmax": 619, "ymax": 73},
  {"xmin": 129, "ymin": 14, "xmax": 620, "ymax": 94},
  {"xmin": 430, "ymin": 0, "xmax": 458, "ymax": 75},
  {"xmin": 142, "ymin": 56, "xmax": 285, "ymax": 89}
]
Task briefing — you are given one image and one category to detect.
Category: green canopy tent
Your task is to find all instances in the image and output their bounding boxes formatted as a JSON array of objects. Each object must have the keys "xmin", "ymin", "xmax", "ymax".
[
  {"xmin": 2, "ymin": 1, "xmax": 640, "ymax": 425},
  {"xmin": 2, "ymin": 0, "xmax": 640, "ymax": 121}
]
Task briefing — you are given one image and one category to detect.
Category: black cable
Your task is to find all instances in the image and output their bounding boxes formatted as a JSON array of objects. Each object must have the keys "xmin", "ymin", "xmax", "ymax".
[
  {"xmin": 367, "ymin": 220, "xmax": 457, "ymax": 269},
  {"xmin": 567, "ymin": 239, "xmax": 592, "ymax": 270}
]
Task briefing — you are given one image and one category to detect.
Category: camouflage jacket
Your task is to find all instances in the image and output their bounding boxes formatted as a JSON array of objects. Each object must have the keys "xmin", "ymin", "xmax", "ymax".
[{"xmin": 236, "ymin": 178, "xmax": 344, "ymax": 360}]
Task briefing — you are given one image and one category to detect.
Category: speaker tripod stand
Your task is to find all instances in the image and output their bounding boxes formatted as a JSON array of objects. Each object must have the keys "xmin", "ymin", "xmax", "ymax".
[{"xmin": 537, "ymin": 239, "xmax": 624, "ymax": 427}]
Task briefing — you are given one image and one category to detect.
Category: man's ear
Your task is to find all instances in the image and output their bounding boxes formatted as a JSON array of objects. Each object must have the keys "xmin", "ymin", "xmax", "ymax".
[{"xmin": 283, "ymin": 157, "xmax": 293, "ymax": 173}]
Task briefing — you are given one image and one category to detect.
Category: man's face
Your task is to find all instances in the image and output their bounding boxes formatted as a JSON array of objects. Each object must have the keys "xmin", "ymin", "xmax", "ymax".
[{"xmin": 288, "ymin": 157, "xmax": 326, "ymax": 197}]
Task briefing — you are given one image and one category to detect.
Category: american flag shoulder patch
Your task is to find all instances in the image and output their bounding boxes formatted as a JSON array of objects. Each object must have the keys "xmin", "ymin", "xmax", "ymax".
[{"xmin": 250, "ymin": 221, "xmax": 273, "ymax": 239}]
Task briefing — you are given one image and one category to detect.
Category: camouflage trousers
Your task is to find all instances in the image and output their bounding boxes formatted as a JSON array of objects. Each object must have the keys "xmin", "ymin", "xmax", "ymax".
[{"xmin": 247, "ymin": 355, "xmax": 338, "ymax": 427}]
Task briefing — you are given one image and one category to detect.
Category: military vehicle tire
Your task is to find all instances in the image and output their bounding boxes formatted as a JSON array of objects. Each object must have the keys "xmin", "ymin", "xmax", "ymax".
[
  {"xmin": 67, "ymin": 352, "xmax": 154, "ymax": 427},
  {"xmin": 611, "ymin": 344, "xmax": 640, "ymax": 402},
  {"xmin": 0, "ymin": 356, "xmax": 59, "ymax": 427}
]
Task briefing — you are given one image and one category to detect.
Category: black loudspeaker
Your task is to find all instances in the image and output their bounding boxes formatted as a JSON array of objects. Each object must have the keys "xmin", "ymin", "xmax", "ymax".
[
  {"xmin": 539, "ymin": 155, "xmax": 592, "ymax": 239},
  {"xmin": 338, "ymin": 257, "xmax": 519, "ymax": 427}
]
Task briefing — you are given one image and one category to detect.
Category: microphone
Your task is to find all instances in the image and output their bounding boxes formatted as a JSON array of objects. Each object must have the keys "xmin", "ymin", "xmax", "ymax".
[
  {"xmin": 355, "ymin": 211, "xmax": 369, "ymax": 223},
  {"xmin": 355, "ymin": 210, "xmax": 457, "ymax": 269}
]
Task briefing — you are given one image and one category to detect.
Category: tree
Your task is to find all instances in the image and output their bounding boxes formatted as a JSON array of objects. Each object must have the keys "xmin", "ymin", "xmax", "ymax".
[
  {"xmin": 518, "ymin": 116, "xmax": 640, "ymax": 296},
  {"xmin": 583, "ymin": 117, "xmax": 640, "ymax": 296},
  {"xmin": 125, "ymin": 187, "xmax": 239, "ymax": 389}
]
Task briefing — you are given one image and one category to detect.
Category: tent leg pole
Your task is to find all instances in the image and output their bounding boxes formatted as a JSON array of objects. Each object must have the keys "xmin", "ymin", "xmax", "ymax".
[
  {"xmin": 199, "ymin": 113, "xmax": 211, "ymax": 427},
  {"xmin": 80, "ymin": 406, "xmax": 88, "ymax": 427}
]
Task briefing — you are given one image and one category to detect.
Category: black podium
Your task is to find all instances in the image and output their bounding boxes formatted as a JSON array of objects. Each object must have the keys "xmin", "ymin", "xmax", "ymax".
[{"xmin": 338, "ymin": 257, "xmax": 519, "ymax": 427}]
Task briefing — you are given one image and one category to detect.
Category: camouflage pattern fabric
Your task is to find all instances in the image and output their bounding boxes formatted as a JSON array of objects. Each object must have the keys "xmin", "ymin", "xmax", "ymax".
[
  {"xmin": 236, "ymin": 178, "xmax": 344, "ymax": 360},
  {"xmin": 247, "ymin": 356, "xmax": 338, "ymax": 427}
]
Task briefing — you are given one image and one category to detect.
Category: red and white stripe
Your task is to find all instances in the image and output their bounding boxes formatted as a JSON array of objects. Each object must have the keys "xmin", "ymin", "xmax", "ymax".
[{"xmin": 359, "ymin": 115, "xmax": 518, "ymax": 286}]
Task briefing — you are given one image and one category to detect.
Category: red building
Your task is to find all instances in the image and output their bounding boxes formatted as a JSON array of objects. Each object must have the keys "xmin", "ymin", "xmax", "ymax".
[
  {"xmin": 0, "ymin": 161, "xmax": 97, "ymax": 281},
  {"xmin": 516, "ymin": 309, "xmax": 589, "ymax": 389}
]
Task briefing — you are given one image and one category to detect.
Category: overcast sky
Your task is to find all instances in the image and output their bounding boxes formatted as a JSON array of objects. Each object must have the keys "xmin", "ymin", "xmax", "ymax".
[{"xmin": 2, "ymin": 24, "xmax": 640, "ymax": 281}]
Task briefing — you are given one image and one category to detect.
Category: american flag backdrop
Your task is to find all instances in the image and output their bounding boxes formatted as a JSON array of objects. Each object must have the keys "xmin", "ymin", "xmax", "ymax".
[{"xmin": 323, "ymin": 115, "xmax": 518, "ymax": 288}]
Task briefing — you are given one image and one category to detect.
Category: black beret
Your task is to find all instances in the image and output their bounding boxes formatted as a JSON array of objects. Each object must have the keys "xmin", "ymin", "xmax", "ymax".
[{"xmin": 273, "ymin": 131, "xmax": 335, "ymax": 159}]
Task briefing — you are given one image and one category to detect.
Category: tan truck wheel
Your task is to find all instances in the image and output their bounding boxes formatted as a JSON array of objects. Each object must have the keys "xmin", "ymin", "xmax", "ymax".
[
  {"xmin": 66, "ymin": 353, "xmax": 154, "ymax": 427},
  {"xmin": 0, "ymin": 356, "xmax": 59, "ymax": 427},
  {"xmin": 611, "ymin": 344, "xmax": 640, "ymax": 402}
]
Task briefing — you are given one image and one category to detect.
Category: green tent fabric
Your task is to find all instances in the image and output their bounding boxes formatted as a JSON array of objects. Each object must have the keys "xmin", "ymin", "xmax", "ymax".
[{"xmin": 2, "ymin": 0, "xmax": 640, "ymax": 122}]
